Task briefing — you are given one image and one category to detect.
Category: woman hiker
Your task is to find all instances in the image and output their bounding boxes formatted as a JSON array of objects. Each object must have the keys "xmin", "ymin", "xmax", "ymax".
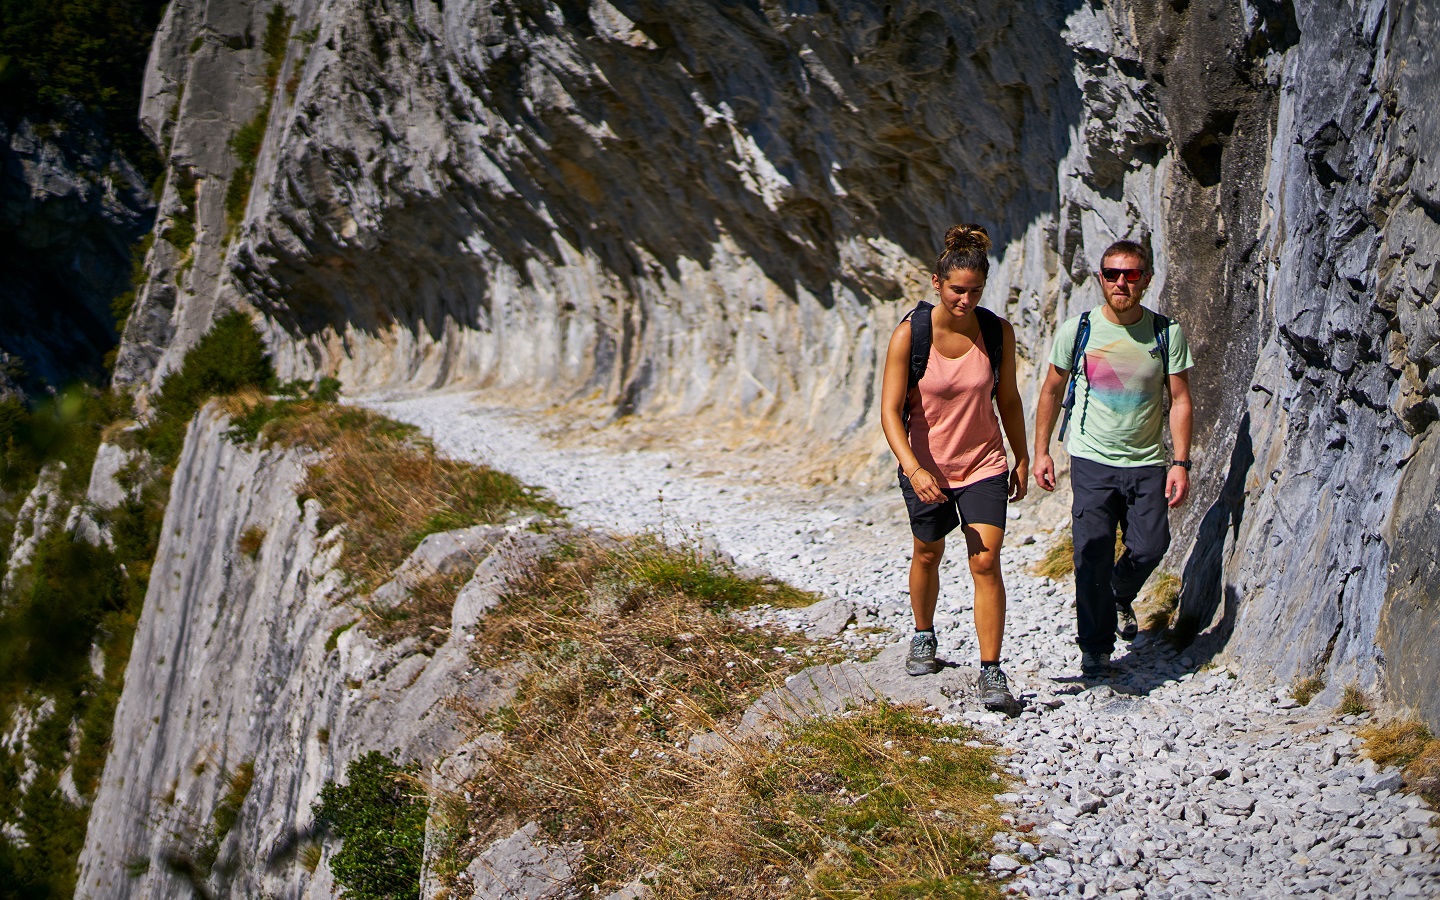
[{"xmin": 880, "ymin": 224, "xmax": 1030, "ymax": 712}]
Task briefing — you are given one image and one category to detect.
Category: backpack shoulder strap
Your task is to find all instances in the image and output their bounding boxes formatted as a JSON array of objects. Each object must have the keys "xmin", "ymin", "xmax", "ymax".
[
  {"xmin": 1148, "ymin": 307, "xmax": 1172, "ymax": 376},
  {"xmin": 904, "ymin": 301, "xmax": 934, "ymax": 390},
  {"xmin": 974, "ymin": 307, "xmax": 1004, "ymax": 397},
  {"xmin": 1057, "ymin": 311, "xmax": 1091, "ymax": 441}
]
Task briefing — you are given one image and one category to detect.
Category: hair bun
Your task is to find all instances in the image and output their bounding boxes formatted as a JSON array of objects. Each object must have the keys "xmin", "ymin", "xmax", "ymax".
[{"xmin": 943, "ymin": 224, "xmax": 991, "ymax": 255}]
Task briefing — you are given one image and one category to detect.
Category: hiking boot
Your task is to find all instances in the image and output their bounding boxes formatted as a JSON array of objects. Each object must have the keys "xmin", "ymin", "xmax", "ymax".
[
  {"xmin": 1080, "ymin": 650, "xmax": 1111, "ymax": 678},
  {"xmin": 1116, "ymin": 602, "xmax": 1138, "ymax": 641},
  {"xmin": 905, "ymin": 632, "xmax": 940, "ymax": 676},
  {"xmin": 978, "ymin": 665, "xmax": 1017, "ymax": 712}
]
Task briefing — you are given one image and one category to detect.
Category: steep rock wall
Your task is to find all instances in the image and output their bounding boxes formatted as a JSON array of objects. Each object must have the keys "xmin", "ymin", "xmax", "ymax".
[
  {"xmin": 108, "ymin": 0, "xmax": 1439, "ymax": 723},
  {"xmin": 115, "ymin": 0, "xmax": 1176, "ymax": 434},
  {"xmin": 74, "ymin": 407, "xmax": 523, "ymax": 898}
]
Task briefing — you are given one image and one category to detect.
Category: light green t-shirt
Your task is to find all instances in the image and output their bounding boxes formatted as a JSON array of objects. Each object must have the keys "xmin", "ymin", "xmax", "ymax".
[{"xmin": 1048, "ymin": 307, "xmax": 1194, "ymax": 467}]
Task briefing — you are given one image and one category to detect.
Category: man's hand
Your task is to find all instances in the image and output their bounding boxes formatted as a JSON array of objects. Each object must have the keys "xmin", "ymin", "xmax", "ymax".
[
  {"xmin": 1166, "ymin": 466, "xmax": 1190, "ymax": 507},
  {"xmin": 1009, "ymin": 459, "xmax": 1029, "ymax": 502},
  {"xmin": 909, "ymin": 468, "xmax": 945, "ymax": 504},
  {"xmin": 1033, "ymin": 453, "xmax": 1057, "ymax": 492}
]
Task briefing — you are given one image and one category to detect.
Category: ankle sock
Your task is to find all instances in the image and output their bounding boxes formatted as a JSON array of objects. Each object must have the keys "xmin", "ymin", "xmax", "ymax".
[
  {"xmin": 916, "ymin": 627, "xmax": 935, "ymax": 635},
  {"xmin": 981, "ymin": 660, "xmax": 1000, "ymax": 670}
]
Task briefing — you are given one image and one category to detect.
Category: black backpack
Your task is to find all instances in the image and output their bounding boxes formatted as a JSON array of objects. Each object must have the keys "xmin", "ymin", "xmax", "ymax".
[
  {"xmin": 1058, "ymin": 307, "xmax": 1172, "ymax": 441},
  {"xmin": 903, "ymin": 300, "xmax": 1004, "ymax": 400}
]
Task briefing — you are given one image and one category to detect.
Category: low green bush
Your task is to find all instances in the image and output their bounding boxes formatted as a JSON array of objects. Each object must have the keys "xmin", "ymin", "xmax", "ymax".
[
  {"xmin": 143, "ymin": 311, "xmax": 275, "ymax": 463},
  {"xmin": 313, "ymin": 752, "xmax": 426, "ymax": 900}
]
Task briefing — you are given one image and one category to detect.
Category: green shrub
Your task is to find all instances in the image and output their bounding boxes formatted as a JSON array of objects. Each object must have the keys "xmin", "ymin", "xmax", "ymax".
[
  {"xmin": 262, "ymin": 4, "xmax": 294, "ymax": 84},
  {"xmin": 313, "ymin": 752, "xmax": 426, "ymax": 900},
  {"xmin": 109, "ymin": 232, "xmax": 155, "ymax": 332},
  {"xmin": 164, "ymin": 171, "xmax": 199, "ymax": 253},
  {"xmin": 0, "ymin": 0, "xmax": 168, "ymax": 180},
  {"xmin": 143, "ymin": 311, "xmax": 276, "ymax": 463}
]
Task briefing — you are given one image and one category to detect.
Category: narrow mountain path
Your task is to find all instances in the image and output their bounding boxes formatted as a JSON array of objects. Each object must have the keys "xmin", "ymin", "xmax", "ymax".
[{"xmin": 367, "ymin": 390, "xmax": 1439, "ymax": 900}]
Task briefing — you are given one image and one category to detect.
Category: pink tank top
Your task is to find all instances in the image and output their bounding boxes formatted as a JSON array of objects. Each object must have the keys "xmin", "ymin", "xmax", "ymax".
[{"xmin": 906, "ymin": 341, "xmax": 1009, "ymax": 490}]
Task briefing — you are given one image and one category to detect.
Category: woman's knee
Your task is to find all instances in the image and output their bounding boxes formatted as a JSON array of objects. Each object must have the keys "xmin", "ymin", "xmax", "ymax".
[
  {"xmin": 968, "ymin": 550, "xmax": 1002, "ymax": 580},
  {"xmin": 912, "ymin": 539, "xmax": 945, "ymax": 569}
]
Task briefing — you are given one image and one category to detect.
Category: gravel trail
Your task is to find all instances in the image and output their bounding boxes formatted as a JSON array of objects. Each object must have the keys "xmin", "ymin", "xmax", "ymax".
[{"xmin": 367, "ymin": 390, "xmax": 1440, "ymax": 900}]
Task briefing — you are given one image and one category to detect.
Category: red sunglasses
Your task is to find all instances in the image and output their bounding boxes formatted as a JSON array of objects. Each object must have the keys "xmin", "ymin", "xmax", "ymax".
[{"xmin": 1099, "ymin": 267, "xmax": 1147, "ymax": 283}]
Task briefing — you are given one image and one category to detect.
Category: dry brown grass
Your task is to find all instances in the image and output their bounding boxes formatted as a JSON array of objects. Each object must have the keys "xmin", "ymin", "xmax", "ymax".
[
  {"xmin": 224, "ymin": 398, "xmax": 560, "ymax": 589},
  {"xmin": 1360, "ymin": 718, "xmax": 1440, "ymax": 805},
  {"xmin": 1032, "ymin": 530, "xmax": 1074, "ymax": 579},
  {"xmin": 1291, "ymin": 674, "xmax": 1326, "ymax": 706},
  {"xmin": 360, "ymin": 568, "xmax": 474, "ymax": 653},
  {"xmin": 236, "ymin": 525, "xmax": 266, "ymax": 558},
  {"xmin": 444, "ymin": 535, "xmax": 1008, "ymax": 898},
  {"xmin": 1360, "ymin": 719, "xmax": 1433, "ymax": 767},
  {"xmin": 1139, "ymin": 571, "xmax": 1182, "ymax": 633},
  {"xmin": 1338, "ymin": 683, "xmax": 1371, "ymax": 717}
]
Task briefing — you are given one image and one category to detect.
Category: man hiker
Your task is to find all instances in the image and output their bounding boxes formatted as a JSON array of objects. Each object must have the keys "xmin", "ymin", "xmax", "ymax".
[{"xmin": 1032, "ymin": 239, "xmax": 1194, "ymax": 677}]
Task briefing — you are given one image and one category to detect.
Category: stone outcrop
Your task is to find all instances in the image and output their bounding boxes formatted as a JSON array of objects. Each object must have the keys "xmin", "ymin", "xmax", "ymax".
[
  {"xmin": 103, "ymin": 0, "xmax": 1438, "ymax": 818},
  {"xmin": 73, "ymin": 406, "xmax": 537, "ymax": 898},
  {"xmin": 0, "ymin": 114, "xmax": 154, "ymax": 392}
]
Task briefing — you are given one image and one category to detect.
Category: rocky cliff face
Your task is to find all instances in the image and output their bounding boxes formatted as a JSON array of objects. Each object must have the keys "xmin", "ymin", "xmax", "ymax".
[
  {"xmin": 74, "ymin": 406, "xmax": 530, "ymax": 898},
  {"xmin": 109, "ymin": 0, "xmax": 1436, "ymax": 755}
]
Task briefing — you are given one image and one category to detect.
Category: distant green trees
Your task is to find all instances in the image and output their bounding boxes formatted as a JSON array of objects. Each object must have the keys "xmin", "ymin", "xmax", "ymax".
[{"xmin": 0, "ymin": 0, "xmax": 168, "ymax": 177}]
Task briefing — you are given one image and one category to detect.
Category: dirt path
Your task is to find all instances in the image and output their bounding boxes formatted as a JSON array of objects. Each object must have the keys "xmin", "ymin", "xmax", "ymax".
[{"xmin": 366, "ymin": 389, "xmax": 1440, "ymax": 900}]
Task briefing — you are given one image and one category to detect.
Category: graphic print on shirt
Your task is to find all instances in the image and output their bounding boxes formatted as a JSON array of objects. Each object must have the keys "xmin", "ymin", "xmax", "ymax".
[{"xmin": 1083, "ymin": 337, "xmax": 1163, "ymax": 417}]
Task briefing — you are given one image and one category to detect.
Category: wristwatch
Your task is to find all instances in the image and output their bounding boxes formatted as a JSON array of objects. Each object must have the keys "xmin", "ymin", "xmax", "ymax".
[{"xmin": 1170, "ymin": 459, "xmax": 1192, "ymax": 470}]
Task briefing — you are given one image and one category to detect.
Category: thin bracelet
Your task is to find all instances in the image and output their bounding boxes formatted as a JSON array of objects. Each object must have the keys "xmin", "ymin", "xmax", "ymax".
[{"xmin": 907, "ymin": 466, "xmax": 925, "ymax": 479}]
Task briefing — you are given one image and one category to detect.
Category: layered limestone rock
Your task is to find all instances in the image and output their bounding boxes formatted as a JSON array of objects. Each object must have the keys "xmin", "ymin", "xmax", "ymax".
[
  {"xmin": 73, "ymin": 407, "xmax": 535, "ymax": 898},
  {"xmin": 109, "ymin": 0, "xmax": 1436, "ymax": 727}
]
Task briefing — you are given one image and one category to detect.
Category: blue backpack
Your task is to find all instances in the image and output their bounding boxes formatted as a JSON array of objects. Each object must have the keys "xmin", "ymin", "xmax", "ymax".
[{"xmin": 1058, "ymin": 308, "xmax": 1172, "ymax": 441}]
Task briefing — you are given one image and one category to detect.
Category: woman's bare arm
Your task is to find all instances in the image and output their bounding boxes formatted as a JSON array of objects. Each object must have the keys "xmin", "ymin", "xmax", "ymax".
[{"xmin": 881, "ymin": 322, "xmax": 944, "ymax": 503}]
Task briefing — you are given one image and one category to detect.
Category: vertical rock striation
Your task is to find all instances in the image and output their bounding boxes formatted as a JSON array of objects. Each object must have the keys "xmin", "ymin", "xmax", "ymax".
[{"xmin": 74, "ymin": 407, "xmax": 525, "ymax": 898}]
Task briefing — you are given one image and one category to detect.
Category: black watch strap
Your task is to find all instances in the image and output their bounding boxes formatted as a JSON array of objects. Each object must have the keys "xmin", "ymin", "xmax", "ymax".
[{"xmin": 1171, "ymin": 459, "xmax": 1192, "ymax": 470}]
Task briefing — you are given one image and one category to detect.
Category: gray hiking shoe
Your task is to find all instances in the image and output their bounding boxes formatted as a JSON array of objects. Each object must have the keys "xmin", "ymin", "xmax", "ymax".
[
  {"xmin": 905, "ymin": 632, "xmax": 940, "ymax": 676},
  {"xmin": 1116, "ymin": 602, "xmax": 1138, "ymax": 641},
  {"xmin": 1081, "ymin": 650, "xmax": 1111, "ymax": 678},
  {"xmin": 978, "ymin": 665, "xmax": 1017, "ymax": 712}
]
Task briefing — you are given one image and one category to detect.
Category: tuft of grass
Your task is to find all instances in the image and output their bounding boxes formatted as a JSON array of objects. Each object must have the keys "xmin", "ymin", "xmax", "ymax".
[
  {"xmin": 299, "ymin": 841, "xmax": 323, "ymax": 873},
  {"xmin": 1360, "ymin": 719, "xmax": 1433, "ymax": 768},
  {"xmin": 225, "ymin": 398, "xmax": 560, "ymax": 589},
  {"xmin": 237, "ymin": 525, "xmax": 266, "ymax": 558},
  {"xmin": 1405, "ymin": 740, "xmax": 1440, "ymax": 806},
  {"xmin": 1140, "ymin": 571, "xmax": 1182, "ymax": 633},
  {"xmin": 194, "ymin": 759, "xmax": 255, "ymax": 871},
  {"xmin": 1291, "ymin": 674, "xmax": 1326, "ymax": 706},
  {"xmin": 164, "ymin": 170, "xmax": 199, "ymax": 253},
  {"xmin": 215, "ymin": 760, "xmax": 255, "ymax": 834},
  {"xmin": 1032, "ymin": 530, "xmax": 1073, "ymax": 579},
  {"xmin": 1338, "ymin": 683, "xmax": 1370, "ymax": 717},
  {"xmin": 1359, "ymin": 719, "xmax": 1440, "ymax": 805},
  {"xmin": 312, "ymin": 752, "xmax": 426, "ymax": 900},
  {"xmin": 324, "ymin": 622, "xmax": 354, "ymax": 653},
  {"xmin": 447, "ymin": 534, "xmax": 1004, "ymax": 897},
  {"xmin": 1031, "ymin": 526, "xmax": 1129, "ymax": 581}
]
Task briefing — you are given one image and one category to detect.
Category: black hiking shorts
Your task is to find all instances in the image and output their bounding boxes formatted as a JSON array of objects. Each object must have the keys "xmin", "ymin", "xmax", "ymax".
[{"xmin": 897, "ymin": 470, "xmax": 1009, "ymax": 542}]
